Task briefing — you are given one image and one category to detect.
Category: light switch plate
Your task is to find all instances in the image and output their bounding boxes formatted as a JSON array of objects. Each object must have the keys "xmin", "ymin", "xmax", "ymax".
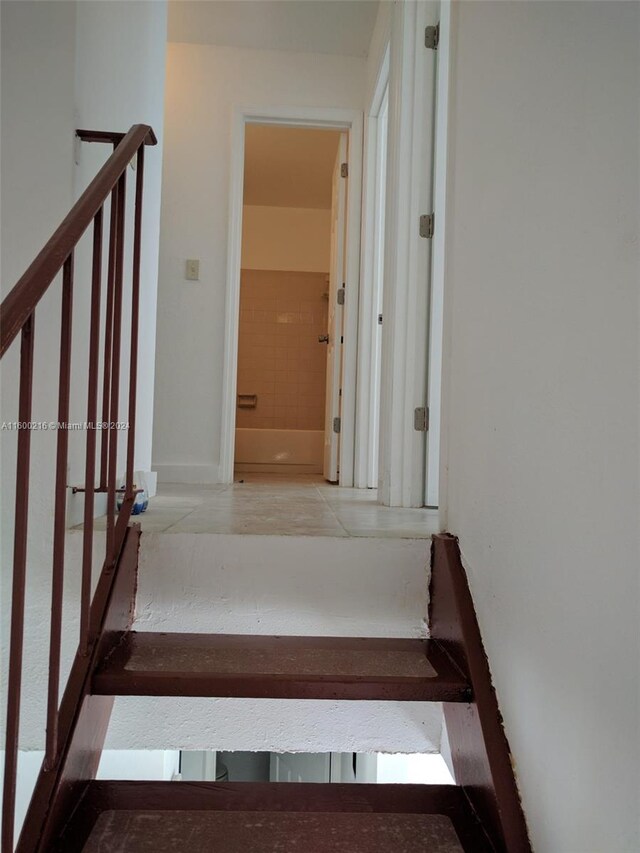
[{"xmin": 185, "ymin": 259, "xmax": 200, "ymax": 281}]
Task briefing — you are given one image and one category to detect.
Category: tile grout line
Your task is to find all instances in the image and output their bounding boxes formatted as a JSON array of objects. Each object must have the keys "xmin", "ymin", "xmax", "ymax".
[
  {"xmin": 160, "ymin": 507, "xmax": 200, "ymax": 533},
  {"xmin": 314, "ymin": 485, "xmax": 350, "ymax": 537}
]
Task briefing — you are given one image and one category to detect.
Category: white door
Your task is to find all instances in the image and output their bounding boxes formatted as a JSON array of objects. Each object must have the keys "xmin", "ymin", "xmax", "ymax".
[
  {"xmin": 369, "ymin": 86, "xmax": 389, "ymax": 488},
  {"xmin": 270, "ymin": 753, "xmax": 331, "ymax": 783},
  {"xmin": 378, "ymin": 0, "xmax": 439, "ymax": 507},
  {"xmin": 323, "ymin": 133, "xmax": 348, "ymax": 482}
]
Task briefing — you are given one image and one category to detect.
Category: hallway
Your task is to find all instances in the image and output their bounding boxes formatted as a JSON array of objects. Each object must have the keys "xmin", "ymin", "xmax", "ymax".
[{"xmin": 81, "ymin": 475, "xmax": 439, "ymax": 537}]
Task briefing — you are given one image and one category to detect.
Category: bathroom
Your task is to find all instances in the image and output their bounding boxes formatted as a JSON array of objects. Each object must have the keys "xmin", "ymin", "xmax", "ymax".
[{"xmin": 234, "ymin": 124, "xmax": 344, "ymax": 479}]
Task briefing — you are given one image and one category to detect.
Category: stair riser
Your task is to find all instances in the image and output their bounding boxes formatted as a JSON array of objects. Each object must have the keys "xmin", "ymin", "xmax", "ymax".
[
  {"xmin": 136, "ymin": 533, "xmax": 430, "ymax": 637},
  {"xmin": 104, "ymin": 696, "xmax": 445, "ymax": 754}
]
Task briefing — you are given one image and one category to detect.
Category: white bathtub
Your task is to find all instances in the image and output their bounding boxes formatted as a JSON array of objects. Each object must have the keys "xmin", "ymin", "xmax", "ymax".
[{"xmin": 235, "ymin": 428, "xmax": 324, "ymax": 474}]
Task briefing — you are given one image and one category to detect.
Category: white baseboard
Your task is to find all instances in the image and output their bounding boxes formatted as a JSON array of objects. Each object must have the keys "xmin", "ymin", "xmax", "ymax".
[
  {"xmin": 145, "ymin": 470, "xmax": 158, "ymax": 497},
  {"xmin": 153, "ymin": 463, "xmax": 222, "ymax": 485},
  {"xmin": 66, "ymin": 468, "xmax": 158, "ymax": 526}
]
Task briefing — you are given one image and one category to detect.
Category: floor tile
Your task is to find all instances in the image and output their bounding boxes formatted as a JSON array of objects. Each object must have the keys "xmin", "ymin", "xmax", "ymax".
[{"xmin": 78, "ymin": 476, "xmax": 440, "ymax": 539}]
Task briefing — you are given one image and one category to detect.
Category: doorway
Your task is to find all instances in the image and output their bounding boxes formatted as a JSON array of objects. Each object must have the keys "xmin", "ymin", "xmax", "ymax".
[
  {"xmin": 221, "ymin": 108, "xmax": 363, "ymax": 486},
  {"xmin": 233, "ymin": 124, "xmax": 343, "ymax": 480}
]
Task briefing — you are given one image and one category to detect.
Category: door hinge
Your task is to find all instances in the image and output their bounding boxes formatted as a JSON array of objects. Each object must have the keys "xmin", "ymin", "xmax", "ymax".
[
  {"xmin": 378, "ymin": 313, "xmax": 383, "ymax": 325},
  {"xmin": 425, "ymin": 23, "xmax": 440, "ymax": 50},
  {"xmin": 419, "ymin": 213, "xmax": 434, "ymax": 239},
  {"xmin": 333, "ymin": 416, "xmax": 341, "ymax": 434},
  {"xmin": 414, "ymin": 406, "xmax": 429, "ymax": 432},
  {"xmin": 340, "ymin": 162, "xmax": 348, "ymax": 178},
  {"xmin": 337, "ymin": 287, "xmax": 345, "ymax": 305}
]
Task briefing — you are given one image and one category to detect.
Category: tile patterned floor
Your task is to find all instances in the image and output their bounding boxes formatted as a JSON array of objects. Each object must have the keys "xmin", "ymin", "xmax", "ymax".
[{"xmin": 79, "ymin": 474, "xmax": 439, "ymax": 539}]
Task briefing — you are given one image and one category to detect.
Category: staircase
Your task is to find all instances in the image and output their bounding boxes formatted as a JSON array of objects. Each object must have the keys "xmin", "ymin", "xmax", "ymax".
[
  {"xmin": 1, "ymin": 128, "xmax": 531, "ymax": 852},
  {"xmin": 14, "ymin": 532, "xmax": 531, "ymax": 852}
]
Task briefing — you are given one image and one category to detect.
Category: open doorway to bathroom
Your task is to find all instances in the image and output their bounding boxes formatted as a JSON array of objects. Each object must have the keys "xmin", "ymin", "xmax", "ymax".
[{"xmin": 233, "ymin": 124, "xmax": 345, "ymax": 481}]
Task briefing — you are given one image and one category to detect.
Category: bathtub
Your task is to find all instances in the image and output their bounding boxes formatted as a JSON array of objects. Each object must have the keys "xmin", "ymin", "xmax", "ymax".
[{"xmin": 235, "ymin": 428, "xmax": 324, "ymax": 474}]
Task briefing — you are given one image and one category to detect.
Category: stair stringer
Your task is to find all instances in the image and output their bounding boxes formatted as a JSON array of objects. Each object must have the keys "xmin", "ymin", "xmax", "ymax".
[
  {"xmin": 16, "ymin": 526, "xmax": 140, "ymax": 853},
  {"xmin": 430, "ymin": 533, "xmax": 532, "ymax": 853}
]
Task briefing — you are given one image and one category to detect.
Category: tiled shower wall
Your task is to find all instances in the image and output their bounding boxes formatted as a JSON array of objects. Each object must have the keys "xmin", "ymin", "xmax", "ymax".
[{"xmin": 236, "ymin": 269, "xmax": 328, "ymax": 430}]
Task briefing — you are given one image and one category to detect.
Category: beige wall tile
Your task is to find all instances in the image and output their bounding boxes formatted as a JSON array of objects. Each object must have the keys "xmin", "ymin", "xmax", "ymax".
[{"xmin": 237, "ymin": 269, "xmax": 328, "ymax": 431}]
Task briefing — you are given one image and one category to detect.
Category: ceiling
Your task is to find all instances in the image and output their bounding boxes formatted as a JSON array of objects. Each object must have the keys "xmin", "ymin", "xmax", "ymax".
[
  {"xmin": 168, "ymin": 0, "xmax": 380, "ymax": 57},
  {"xmin": 243, "ymin": 124, "xmax": 341, "ymax": 209}
]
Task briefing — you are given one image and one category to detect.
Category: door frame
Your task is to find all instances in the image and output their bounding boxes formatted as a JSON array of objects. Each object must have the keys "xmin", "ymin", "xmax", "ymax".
[
  {"xmin": 324, "ymin": 132, "xmax": 349, "ymax": 482},
  {"xmin": 425, "ymin": 0, "xmax": 451, "ymax": 509},
  {"xmin": 354, "ymin": 44, "xmax": 390, "ymax": 489},
  {"xmin": 377, "ymin": 0, "xmax": 440, "ymax": 507},
  {"xmin": 220, "ymin": 105, "xmax": 364, "ymax": 485}
]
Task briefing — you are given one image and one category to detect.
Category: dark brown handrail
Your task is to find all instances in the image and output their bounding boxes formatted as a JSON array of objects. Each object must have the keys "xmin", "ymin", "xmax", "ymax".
[
  {"xmin": 0, "ymin": 123, "xmax": 155, "ymax": 358},
  {"xmin": 76, "ymin": 127, "xmax": 158, "ymax": 146},
  {"xmin": 1, "ymin": 123, "xmax": 155, "ymax": 853}
]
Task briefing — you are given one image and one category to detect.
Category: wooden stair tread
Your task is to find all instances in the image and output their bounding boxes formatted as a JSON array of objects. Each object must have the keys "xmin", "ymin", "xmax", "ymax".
[
  {"xmin": 56, "ymin": 782, "xmax": 494, "ymax": 852},
  {"xmin": 83, "ymin": 810, "xmax": 464, "ymax": 852},
  {"xmin": 92, "ymin": 632, "xmax": 471, "ymax": 701}
]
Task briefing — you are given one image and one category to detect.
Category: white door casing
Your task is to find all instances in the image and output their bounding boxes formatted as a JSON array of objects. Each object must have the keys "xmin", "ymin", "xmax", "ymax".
[
  {"xmin": 323, "ymin": 133, "xmax": 348, "ymax": 482},
  {"xmin": 220, "ymin": 107, "xmax": 363, "ymax": 486},
  {"xmin": 378, "ymin": 0, "xmax": 439, "ymax": 507},
  {"xmin": 354, "ymin": 39, "xmax": 390, "ymax": 491},
  {"xmin": 425, "ymin": 0, "xmax": 451, "ymax": 509}
]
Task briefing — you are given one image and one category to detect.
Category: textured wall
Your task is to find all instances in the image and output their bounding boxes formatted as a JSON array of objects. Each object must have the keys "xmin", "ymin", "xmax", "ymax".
[{"xmin": 442, "ymin": 3, "xmax": 640, "ymax": 850}]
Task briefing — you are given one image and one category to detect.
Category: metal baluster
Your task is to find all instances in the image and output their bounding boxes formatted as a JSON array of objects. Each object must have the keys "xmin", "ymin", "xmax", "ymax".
[
  {"xmin": 106, "ymin": 171, "xmax": 126, "ymax": 561},
  {"xmin": 45, "ymin": 254, "xmax": 74, "ymax": 769},
  {"xmin": 99, "ymin": 184, "xmax": 119, "ymax": 491},
  {"xmin": 126, "ymin": 147, "xmax": 144, "ymax": 500},
  {"xmin": 1, "ymin": 316, "xmax": 35, "ymax": 852},
  {"xmin": 80, "ymin": 210, "xmax": 103, "ymax": 655}
]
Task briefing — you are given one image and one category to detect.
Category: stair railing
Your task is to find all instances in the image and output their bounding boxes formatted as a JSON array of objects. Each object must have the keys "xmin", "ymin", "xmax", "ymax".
[{"xmin": 0, "ymin": 124, "xmax": 156, "ymax": 851}]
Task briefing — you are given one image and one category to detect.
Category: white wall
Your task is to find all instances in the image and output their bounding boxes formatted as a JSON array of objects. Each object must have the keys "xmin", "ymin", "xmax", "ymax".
[
  {"xmin": 364, "ymin": 0, "xmax": 392, "ymax": 109},
  {"xmin": 1, "ymin": 0, "xmax": 168, "ymax": 531},
  {"xmin": 442, "ymin": 3, "xmax": 640, "ymax": 851},
  {"xmin": 241, "ymin": 205, "xmax": 331, "ymax": 272},
  {"xmin": 375, "ymin": 753, "xmax": 453, "ymax": 785},
  {"xmin": 153, "ymin": 44, "xmax": 365, "ymax": 482},
  {"xmin": 1, "ymin": 0, "xmax": 77, "ymax": 760},
  {"xmin": 97, "ymin": 748, "xmax": 179, "ymax": 781},
  {"xmin": 69, "ymin": 0, "xmax": 167, "ymax": 503},
  {"xmin": 0, "ymin": 0, "xmax": 167, "ymax": 827}
]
